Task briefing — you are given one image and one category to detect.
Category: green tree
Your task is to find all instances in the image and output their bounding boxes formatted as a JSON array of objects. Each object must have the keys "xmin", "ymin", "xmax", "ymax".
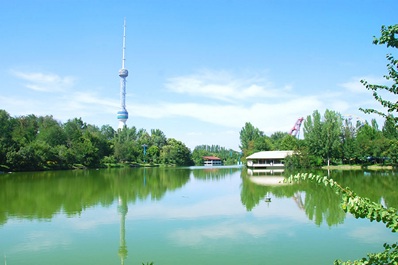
[
  {"xmin": 160, "ymin": 138, "xmax": 193, "ymax": 166},
  {"xmin": 0, "ymin": 110, "xmax": 15, "ymax": 169},
  {"xmin": 12, "ymin": 114, "xmax": 39, "ymax": 146},
  {"xmin": 150, "ymin": 129, "xmax": 167, "ymax": 149},
  {"xmin": 36, "ymin": 115, "xmax": 66, "ymax": 147},
  {"xmin": 270, "ymin": 131, "xmax": 289, "ymax": 150},
  {"xmin": 239, "ymin": 122, "xmax": 263, "ymax": 157},
  {"xmin": 303, "ymin": 110, "xmax": 323, "ymax": 158},
  {"xmin": 356, "ymin": 120, "xmax": 382, "ymax": 161},
  {"xmin": 360, "ymin": 24, "xmax": 398, "ymax": 125},
  {"xmin": 253, "ymin": 136, "xmax": 273, "ymax": 152},
  {"xmin": 303, "ymin": 110, "xmax": 342, "ymax": 166},
  {"xmin": 279, "ymin": 134, "xmax": 299, "ymax": 150},
  {"xmin": 322, "ymin": 110, "xmax": 343, "ymax": 166},
  {"xmin": 303, "ymin": 110, "xmax": 342, "ymax": 165},
  {"xmin": 82, "ymin": 125, "xmax": 112, "ymax": 166},
  {"xmin": 100, "ymin": 124, "xmax": 116, "ymax": 141},
  {"xmin": 63, "ymin": 118, "xmax": 86, "ymax": 147},
  {"xmin": 382, "ymin": 114, "xmax": 398, "ymax": 139},
  {"xmin": 340, "ymin": 118, "xmax": 358, "ymax": 164},
  {"xmin": 147, "ymin": 145, "xmax": 160, "ymax": 164},
  {"xmin": 114, "ymin": 126, "xmax": 139, "ymax": 162},
  {"xmin": 385, "ymin": 139, "xmax": 398, "ymax": 164}
]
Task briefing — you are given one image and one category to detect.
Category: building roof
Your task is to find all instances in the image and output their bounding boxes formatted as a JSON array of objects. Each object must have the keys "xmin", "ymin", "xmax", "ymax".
[
  {"xmin": 246, "ymin": 150, "xmax": 294, "ymax": 160},
  {"xmin": 203, "ymin": 156, "xmax": 222, "ymax": 160}
]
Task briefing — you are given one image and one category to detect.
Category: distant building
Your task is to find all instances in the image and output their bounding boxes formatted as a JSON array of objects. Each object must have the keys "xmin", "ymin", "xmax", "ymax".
[
  {"xmin": 246, "ymin": 150, "xmax": 294, "ymax": 169},
  {"xmin": 203, "ymin": 156, "xmax": 223, "ymax": 166}
]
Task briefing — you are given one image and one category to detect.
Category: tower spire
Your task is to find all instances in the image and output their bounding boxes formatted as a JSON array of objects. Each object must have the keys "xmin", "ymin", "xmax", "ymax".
[
  {"xmin": 122, "ymin": 18, "xmax": 126, "ymax": 69},
  {"xmin": 117, "ymin": 18, "xmax": 129, "ymax": 129}
]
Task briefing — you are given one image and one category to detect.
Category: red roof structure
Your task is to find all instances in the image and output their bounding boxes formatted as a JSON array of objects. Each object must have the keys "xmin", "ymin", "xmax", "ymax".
[
  {"xmin": 203, "ymin": 156, "xmax": 221, "ymax": 161},
  {"xmin": 203, "ymin": 156, "xmax": 223, "ymax": 166}
]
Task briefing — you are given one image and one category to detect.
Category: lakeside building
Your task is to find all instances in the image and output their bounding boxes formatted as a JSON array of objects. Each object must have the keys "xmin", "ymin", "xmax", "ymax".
[
  {"xmin": 203, "ymin": 156, "xmax": 223, "ymax": 166},
  {"xmin": 246, "ymin": 150, "xmax": 294, "ymax": 169}
]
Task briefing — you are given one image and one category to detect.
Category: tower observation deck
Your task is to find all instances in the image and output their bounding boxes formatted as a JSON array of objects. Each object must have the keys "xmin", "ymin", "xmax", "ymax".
[{"xmin": 117, "ymin": 19, "xmax": 129, "ymax": 129}]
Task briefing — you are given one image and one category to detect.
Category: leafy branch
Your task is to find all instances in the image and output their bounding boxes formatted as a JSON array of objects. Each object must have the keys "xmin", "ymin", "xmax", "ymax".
[{"xmin": 285, "ymin": 173, "xmax": 398, "ymax": 264}]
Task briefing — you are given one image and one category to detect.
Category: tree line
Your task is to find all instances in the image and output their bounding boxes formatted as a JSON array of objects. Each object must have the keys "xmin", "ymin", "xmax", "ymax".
[
  {"xmin": 0, "ymin": 110, "xmax": 246, "ymax": 172},
  {"xmin": 3, "ymin": 106, "xmax": 396, "ymax": 171},
  {"xmin": 191, "ymin": 144, "xmax": 241, "ymax": 166},
  {"xmin": 239, "ymin": 111, "xmax": 398, "ymax": 168},
  {"xmin": 0, "ymin": 110, "xmax": 195, "ymax": 171}
]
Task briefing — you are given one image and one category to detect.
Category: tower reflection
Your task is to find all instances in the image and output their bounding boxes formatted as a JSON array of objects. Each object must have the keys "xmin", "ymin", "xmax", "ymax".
[{"xmin": 118, "ymin": 196, "xmax": 128, "ymax": 265}]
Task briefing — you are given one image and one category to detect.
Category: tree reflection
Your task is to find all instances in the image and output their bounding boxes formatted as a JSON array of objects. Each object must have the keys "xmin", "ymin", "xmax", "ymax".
[
  {"xmin": 330, "ymin": 170, "xmax": 398, "ymax": 209},
  {"xmin": 191, "ymin": 166, "xmax": 241, "ymax": 180},
  {"xmin": 241, "ymin": 169, "xmax": 398, "ymax": 227},
  {"xmin": 241, "ymin": 170, "xmax": 345, "ymax": 227},
  {"xmin": 0, "ymin": 167, "xmax": 190, "ymax": 225},
  {"xmin": 300, "ymin": 181, "xmax": 345, "ymax": 226},
  {"xmin": 1, "ymin": 167, "xmax": 398, "ymax": 230}
]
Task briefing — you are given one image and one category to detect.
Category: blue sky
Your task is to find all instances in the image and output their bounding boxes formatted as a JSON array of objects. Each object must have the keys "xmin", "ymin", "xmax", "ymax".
[{"xmin": 0, "ymin": 0, "xmax": 396, "ymax": 150}]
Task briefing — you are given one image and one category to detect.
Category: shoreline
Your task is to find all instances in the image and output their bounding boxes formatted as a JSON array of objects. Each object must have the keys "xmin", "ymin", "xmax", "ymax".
[{"xmin": 322, "ymin": 165, "xmax": 394, "ymax": 170}]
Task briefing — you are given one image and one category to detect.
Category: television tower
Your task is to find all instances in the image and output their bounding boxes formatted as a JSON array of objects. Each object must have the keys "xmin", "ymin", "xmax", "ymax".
[{"xmin": 117, "ymin": 19, "xmax": 129, "ymax": 129}]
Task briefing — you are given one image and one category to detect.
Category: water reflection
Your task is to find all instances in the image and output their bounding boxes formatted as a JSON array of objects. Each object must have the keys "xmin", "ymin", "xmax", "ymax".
[
  {"xmin": 1, "ymin": 167, "xmax": 398, "ymax": 228},
  {"xmin": 241, "ymin": 168, "xmax": 398, "ymax": 228},
  {"xmin": 1, "ymin": 167, "xmax": 398, "ymax": 264},
  {"xmin": 247, "ymin": 168, "xmax": 288, "ymax": 186},
  {"xmin": 118, "ymin": 197, "xmax": 128, "ymax": 265},
  {"xmin": 242, "ymin": 169, "xmax": 345, "ymax": 227},
  {"xmin": 191, "ymin": 166, "xmax": 241, "ymax": 180},
  {"xmin": 0, "ymin": 167, "xmax": 191, "ymax": 226}
]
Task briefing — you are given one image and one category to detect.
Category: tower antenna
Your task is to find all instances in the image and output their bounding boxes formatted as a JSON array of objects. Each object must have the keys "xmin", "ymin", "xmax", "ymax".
[
  {"xmin": 122, "ymin": 18, "xmax": 126, "ymax": 69},
  {"xmin": 117, "ymin": 18, "xmax": 129, "ymax": 129}
]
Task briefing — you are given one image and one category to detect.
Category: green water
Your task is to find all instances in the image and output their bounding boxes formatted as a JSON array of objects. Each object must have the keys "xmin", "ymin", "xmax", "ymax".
[{"xmin": 1, "ymin": 167, "xmax": 397, "ymax": 265}]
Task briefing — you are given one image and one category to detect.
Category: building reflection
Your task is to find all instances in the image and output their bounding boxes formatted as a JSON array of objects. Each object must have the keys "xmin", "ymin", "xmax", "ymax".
[{"xmin": 247, "ymin": 168, "xmax": 287, "ymax": 186}]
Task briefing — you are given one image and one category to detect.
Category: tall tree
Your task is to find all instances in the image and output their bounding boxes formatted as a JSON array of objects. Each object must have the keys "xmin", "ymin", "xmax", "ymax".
[
  {"xmin": 150, "ymin": 129, "xmax": 167, "ymax": 149},
  {"xmin": 0, "ymin": 110, "xmax": 15, "ymax": 168},
  {"xmin": 382, "ymin": 114, "xmax": 398, "ymax": 139},
  {"xmin": 303, "ymin": 110, "xmax": 342, "ymax": 166},
  {"xmin": 239, "ymin": 122, "xmax": 263, "ymax": 157},
  {"xmin": 303, "ymin": 110, "xmax": 323, "ymax": 159},
  {"xmin": 12, "ymin": 114, "xmax": 39, "ymax": 146},
  {"xmin": 321, "ymin": 110, "xmax": 342, "ymax": 166},
  {"xmin": 36, "ymin": 115, "xmax": 66, "ymax": 147},
  {"xmin": 253, "ymin": 136, "xmax": 273, "ymax": 152},
  {"xmin": 279, "ymin": 134, "xmax": 300, "ymax": 151},
  {"xmin": 113, "ymin": 126, "xmax": 139, "ymax": 162},
  {"xmin": 160, "ymin": 138, "xmax": 193, "ymax": 166},
  {"xmin": 270, "ymin": 131, "xmax": 289, "ymax": 150},
  {"xmin": 341, "ymin": 118, "xmax": 358, "ymax": 164},
  {"xmin": 356, "ymin": 120, "xmax": 382, "ymax": 160},
  {"xmin": 100, "ymin": 125, "xmax": 116, "ymax": 141},
  {"xmin": 360, "ymin": 24, "xmax": 398, "ymax": 125},
  {"xmin": 63, "ymin": 118, "xmax": 86, "ymax": 147}
]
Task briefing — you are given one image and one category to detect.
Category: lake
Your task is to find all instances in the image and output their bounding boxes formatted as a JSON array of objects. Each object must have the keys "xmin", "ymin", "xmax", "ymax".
[{"xmin": 1, "ymin": 166, "xmax": 397, "ymax": 265}]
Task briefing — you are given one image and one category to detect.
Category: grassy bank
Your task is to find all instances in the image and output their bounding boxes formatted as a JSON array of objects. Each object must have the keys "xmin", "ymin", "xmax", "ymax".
[{"xmin": 322, "ymin": 164, "xmax": 394, "ymax": 170}]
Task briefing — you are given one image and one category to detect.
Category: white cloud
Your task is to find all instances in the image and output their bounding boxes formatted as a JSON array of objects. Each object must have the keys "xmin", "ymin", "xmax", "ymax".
[
  {"xmin": 165, "ymin": 70, "xmax": 292, "ymax": 102},
  {"xmin": 11, "ymin": 70, "xmax": 75, "ymax": 92},
  {"xmin": 339, "ymin": 76, "xmax": 387, "ymax": 93},
  {"xmin": 2, "ymin": 71, "xmax": 119, "ymax": 124},
  {"xmin": 130, "ymin": 95, "xmax": 322, "ymax": 134},
  {"xmin": 169, "ymin": 221, "xmax": 287, "ymax": 246},
  {"xmin": 10, "ymin": 230, "xmax": 72, "ymax": 254},
  {"xmin": 346, "ymin": 221, "xmax": 397, "ymax": 244}
]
